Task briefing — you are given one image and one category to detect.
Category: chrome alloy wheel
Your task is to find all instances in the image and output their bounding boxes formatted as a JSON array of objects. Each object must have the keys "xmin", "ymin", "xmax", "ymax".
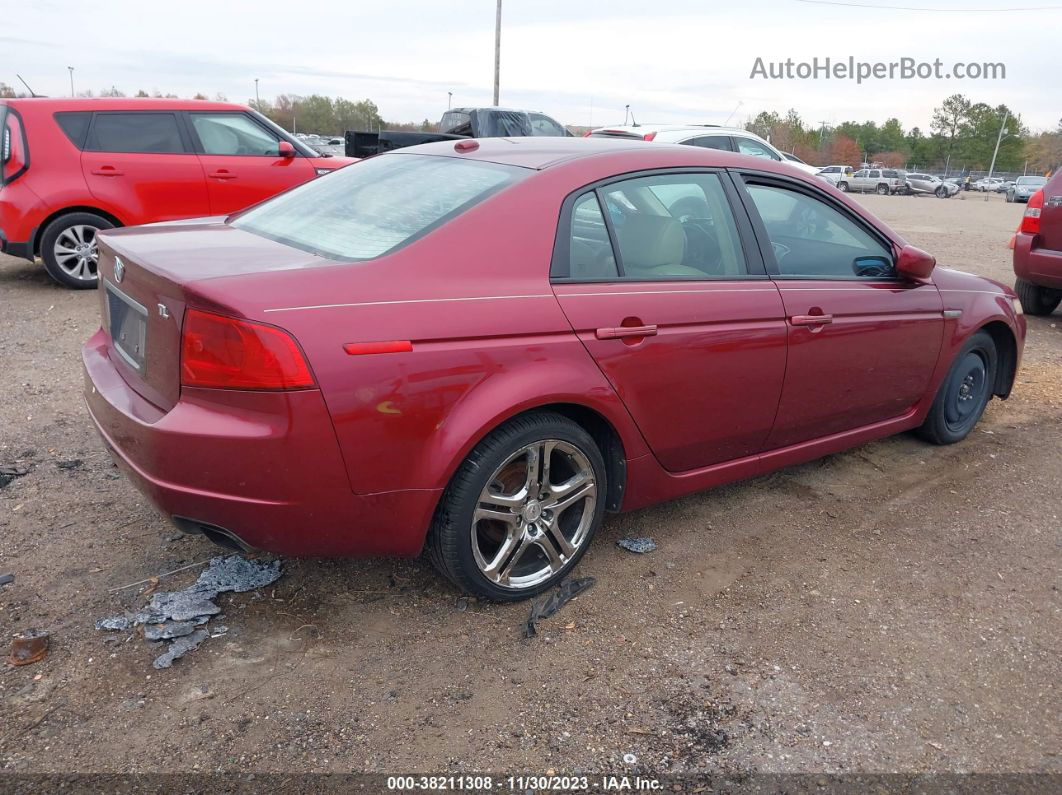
[
  {"xmin": 53, "ymin": 224, "xmax": 101, "ymax": 281},
  {"xmin": 471, "ymin": 440, "xmax": 597, "ymax": 590}
]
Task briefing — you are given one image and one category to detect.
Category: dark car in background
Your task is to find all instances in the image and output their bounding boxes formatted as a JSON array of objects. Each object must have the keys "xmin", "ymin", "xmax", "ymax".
[{"xmin": 1013, "ymin": 172, "xmax": 1062, "ymax": 315}]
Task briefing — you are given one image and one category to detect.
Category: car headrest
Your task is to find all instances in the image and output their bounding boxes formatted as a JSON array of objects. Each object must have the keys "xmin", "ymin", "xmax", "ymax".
[{"xmin": 614, "ymin": 215, "xmax": 685, "ymax": 270}]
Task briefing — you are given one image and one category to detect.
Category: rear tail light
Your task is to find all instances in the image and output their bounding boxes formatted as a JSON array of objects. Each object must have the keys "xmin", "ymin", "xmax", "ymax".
[
  {"xmin": 1020, "ymin": 189, "xmax": 1044, "ymax": 235},
  {"xmin": 180, "ymin": 309, "xmax": 314, "ymax": 390},
  {"xmin": 582, "ymin": 130, "xmax": 592, "ymax": 137},
  {"xmin": 643, "ymin": 132, "xmax": 657, "ymax": 142},
  {"xmin": 1, "ymin": 126, "xmax": 10, "ymax": 163}
]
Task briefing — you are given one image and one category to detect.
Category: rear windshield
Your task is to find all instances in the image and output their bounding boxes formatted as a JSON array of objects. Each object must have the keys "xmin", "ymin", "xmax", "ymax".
[
  {"xmin": 1016, "ymin": 176, "xmax": 1047, "ymax": 185},
  {"xmin": 231, "ymin": 153, "xmax": 528, "ymax": 260}
]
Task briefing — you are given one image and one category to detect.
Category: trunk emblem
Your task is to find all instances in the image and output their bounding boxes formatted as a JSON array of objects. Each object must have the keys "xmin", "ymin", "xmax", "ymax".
[
  {"xmin": 113, "ymin": 257, "xmax": 125, "ymax": 283},
  {"xmin": 158, "ymin": 303, "xmax": 170, "ymax": 319}
]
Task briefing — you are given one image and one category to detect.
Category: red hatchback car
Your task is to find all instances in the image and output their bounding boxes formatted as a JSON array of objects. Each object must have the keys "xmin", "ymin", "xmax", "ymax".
[
  {"xmin": 0, "ymin": 98, "xmax": 353, "ymax": 288},
  {"xmin": 1013, "ymin": 171, "xmax": 1062, "ymax": 315},
  {"xmin": 83, "ymin": 138, "xmax": 1025, "ymax": 600}
]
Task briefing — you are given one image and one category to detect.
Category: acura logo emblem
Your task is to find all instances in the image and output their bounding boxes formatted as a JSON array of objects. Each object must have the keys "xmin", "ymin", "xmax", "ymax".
[{"xmin": 114, "ymin": 257, "xmax": 125, "ymax": 283}]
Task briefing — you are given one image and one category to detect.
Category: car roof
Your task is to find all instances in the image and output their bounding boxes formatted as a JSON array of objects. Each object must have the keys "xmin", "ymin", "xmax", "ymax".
[
  {"xmin": 388, "ymin": 136, "xmax": 815, "ymax": 174},
  {"xmin": 0, "ymin": 97, "xmax": 250, "ymax": 112},
  {"xmin": 591, "ymin": 123, "xmax": 752, "ymax": 135}
]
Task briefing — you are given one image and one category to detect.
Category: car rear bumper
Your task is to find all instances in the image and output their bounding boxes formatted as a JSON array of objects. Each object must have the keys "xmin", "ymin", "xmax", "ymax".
[
  {"xmin": 82, "ymin": 328, "xmax": 440, "ymax": 557},
  {"xmin": 0, "ymin": 232, "xmax": 32, "ymax": 260},
  {"xmin": 1014, "ymin": 233, "xmax": 1062, "ymax": 290}
]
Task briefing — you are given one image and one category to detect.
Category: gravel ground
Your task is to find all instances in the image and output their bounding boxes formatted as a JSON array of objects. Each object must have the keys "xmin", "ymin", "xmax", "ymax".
[{"xmin": 1, "ymin": 191, "xmax": 1059, "ymax": 779}]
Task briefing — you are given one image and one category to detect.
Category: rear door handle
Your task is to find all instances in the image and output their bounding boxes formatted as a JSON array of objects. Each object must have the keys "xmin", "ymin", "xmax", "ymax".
[
  {"xmin": 791, "ymin": 314, "xmax": 833, "ymax": 326},
  {"xmin": 91, "ymin": 167, "xmax": 123, "ymax": 176},
  {"xmin": 208, "ymin": 170, "xmax": 237, "ymax": 180},
  {"xmin": 595, "ymin": 324, "xmax": 658, "ymax": 340}
]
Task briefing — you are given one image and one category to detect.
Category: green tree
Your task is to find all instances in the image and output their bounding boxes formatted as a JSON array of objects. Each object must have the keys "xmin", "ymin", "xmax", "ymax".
[{"xmin": 931, "ymin": 94, "xmax": 972, "ymax": 159}]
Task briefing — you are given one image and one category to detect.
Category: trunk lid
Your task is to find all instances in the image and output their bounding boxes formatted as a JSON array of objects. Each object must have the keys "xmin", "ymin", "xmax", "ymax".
[{"xmin": 96, "ymin": 219, "xmax": 321, "ymax": 411}]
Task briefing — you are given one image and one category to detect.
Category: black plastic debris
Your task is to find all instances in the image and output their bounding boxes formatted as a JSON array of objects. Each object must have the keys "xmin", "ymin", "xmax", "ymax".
[
  {"xmin": 617, "ymin": 537, "xmax": 657, "ymax": 554},
  {"xmin": 0, "ymin": 465, "xmax": 28, "ymax": 488},
  {"xmin": 97, "ymin": 555, "xmax": 282, "ymax": 668},
  {"xmin": 0, "ymin": 573, "xmax": 14, "ymax": 589},
  {"xmin": 55, "ymin": 459, "xmax": 83, "ymax": 470},
  {"xmin": 152, "ymin": 629, "xmax": 210, "ymax": 669},
  {"xmin": 525, "ymin": 577, "xmax": 595, "ymax": 638}
]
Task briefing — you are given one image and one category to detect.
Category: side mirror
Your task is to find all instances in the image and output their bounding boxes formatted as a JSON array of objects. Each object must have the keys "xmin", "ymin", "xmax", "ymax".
[
  {"xmin": 277, "ymin": 141, "xmax": 296, "ymax": 158},
  {"xmin": 895, "ymin": 244, "xmax": 936, "ymax": 281}
]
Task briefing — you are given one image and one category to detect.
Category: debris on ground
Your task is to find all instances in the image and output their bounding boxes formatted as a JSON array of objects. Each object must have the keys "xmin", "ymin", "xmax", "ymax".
[
  {"xmin": 0, "ymin": 464, "xmax": 28, "ymax": 488},
  {"xmin": 8, "ymin": 629, "xmax": 50, "ymax": 666},
  {"xmin": 96, "ymin": 555, "xmax": 282, "ymax": 669},
  {"xmin": 55, "ymin": 459, "xmax": 83, "ymax": 471},
  {"xmin": 0, "ymin": 573, "xmax": 14, "ymax": 588},
  {"xmin": 617, "ymin": 536, "xmax": 657, "ymax": 554},
  {"xmin": 525, "ymin": 577, "xmax": 595, "ymax": 638}
]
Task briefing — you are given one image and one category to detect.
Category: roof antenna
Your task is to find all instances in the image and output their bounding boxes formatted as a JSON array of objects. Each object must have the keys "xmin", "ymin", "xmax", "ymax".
[{"xmin": 16, "ymin": 74, "xmax": 40, "ymax": 97}]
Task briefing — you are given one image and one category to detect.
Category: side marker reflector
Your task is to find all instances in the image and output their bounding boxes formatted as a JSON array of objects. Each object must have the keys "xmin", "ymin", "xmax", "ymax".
[{"xmin": 343, "ymin": 341, "xmax": 413, "ymax": 355}]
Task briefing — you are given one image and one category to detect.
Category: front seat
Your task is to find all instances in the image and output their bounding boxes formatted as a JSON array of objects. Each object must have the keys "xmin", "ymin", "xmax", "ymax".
[{"xmin": 614, "ymin": 215, "xmax": 704, "ymax": 278}]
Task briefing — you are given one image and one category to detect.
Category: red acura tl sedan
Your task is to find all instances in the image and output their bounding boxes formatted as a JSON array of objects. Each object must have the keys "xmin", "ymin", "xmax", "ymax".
[{"xmin": 83, "ymin": 137, "xmax": 1026, "ymax": 600}]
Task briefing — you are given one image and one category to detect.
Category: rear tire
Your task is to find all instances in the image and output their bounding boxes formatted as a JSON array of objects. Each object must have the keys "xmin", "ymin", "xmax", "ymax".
[
  {"xmin": 916, "ymin": 331, "xmax": 997, "ymax": 445},
  {"xmin": 427, "ymin": 412, "xmax": 606, "ymax": 601},
  {"xmin": 876, "ymin": 183, "xmax": 890, "ymax": 195},
  {"xmin": 837, "ymin": 181, "xmax": 849, "ymax": 192},
  {"xmin": 936, "ymin": 186, "xmax": 947, "ymax": 198},
  {"xmin": 1015, "ymin": 277, "xmax": 1062, "ymax": 316},
  {"xmin": 40, "ymin": 212, "xmax": 114, "ymax": 289}
]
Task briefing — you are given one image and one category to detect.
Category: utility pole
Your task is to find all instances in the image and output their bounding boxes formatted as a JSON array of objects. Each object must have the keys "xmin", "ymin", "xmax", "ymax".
[
  {"xmin": 493, "ymin": 0, "xmax": 502, "ymax": 106},
  {"xmin": 624, "ymin": 105, "xmax": 630, "ymax": 125},
  {"xmin": 987, "ymin": 110, "xmax": 1009, "ymax": 178},
  {"xmin": 254, "ymin": 78, "xmax": 260, "ymax": 110},
  {"xmin": 67, "ymin": 66, "xmax": 74, "ymax": 97},
  {"xmin": 448, "ymin": 91, "xmax": 452, "ymax": 110}
]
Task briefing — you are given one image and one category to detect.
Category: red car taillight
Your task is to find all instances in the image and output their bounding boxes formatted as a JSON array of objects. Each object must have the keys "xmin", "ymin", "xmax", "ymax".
[
  {"xmin": 643, "ymin": 132, "xmax": 657, "ymax": 141},
  {"xmin": 180, "ymin": 309, "xmax": 314, "ymax": 390},
  {"xmin": 1020, "ymin": 189, "xmax": 1044, "ymax": 235}
]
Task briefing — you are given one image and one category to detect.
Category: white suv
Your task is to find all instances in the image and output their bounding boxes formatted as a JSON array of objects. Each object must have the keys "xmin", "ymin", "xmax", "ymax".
[{"xmin": 587, "ymin": 125, "xmax": 821, "ymax": 175}]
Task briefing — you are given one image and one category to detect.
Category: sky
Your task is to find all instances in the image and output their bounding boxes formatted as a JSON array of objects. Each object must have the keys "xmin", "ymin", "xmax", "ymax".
[{"xmin": 4, "ymin": 0, "xmax": 1061, "ymax": 133}]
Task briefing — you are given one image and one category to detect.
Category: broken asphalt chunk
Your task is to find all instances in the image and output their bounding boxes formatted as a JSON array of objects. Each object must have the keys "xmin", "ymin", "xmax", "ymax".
[
  {"xmin": 525, "ymin": 577, "xmax": 595, "ymax": 638},
  {"xmin": 617, "ymin": 536, "xmax": 657, "ymax": 554},
  {"xmin": 153, "ymin": 629, "xmax": 209, "ymax": 669}
]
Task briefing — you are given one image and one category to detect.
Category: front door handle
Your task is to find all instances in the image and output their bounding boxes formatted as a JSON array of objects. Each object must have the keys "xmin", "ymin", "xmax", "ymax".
[
  {"xmin": 791, "ymin": 314, "xmax": 833, "ymax": 327},
  {"xmin": 208, "ymin": 170, "xmax": 237, "ymax": 180},
  {"xmin": 595, "ymin": 324, "xmax": 658, "ymax": 340}
]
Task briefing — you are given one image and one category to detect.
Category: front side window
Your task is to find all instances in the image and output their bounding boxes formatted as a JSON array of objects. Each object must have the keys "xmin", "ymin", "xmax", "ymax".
[
  {"xmin": 232, "ymin": 153, "xmax": 526, "ymax": 260},
  {"xmin": 89, "ymin": 113, "xmax": 185, "ymax": 154},
  {"xmin": 735, "ymin": 137, "xmax": 780, "ymax": 161},
  {"xmin": 745, "ymin": 183, "xmax": 894, "ymax": 279},
  {"xmin": 191, "ymin": 113, "xmax": 282, "ymax": 156},
  {"xmin": 561, "ymin": 172, "xmax": 747, "ymax": 281},
  {"xmin": 853, "ymin": 169, "xmax": 868, "ymax": 178},
  {"xmin": 528, "ymin": 113, "xmax": 566, "ymax": 137}
]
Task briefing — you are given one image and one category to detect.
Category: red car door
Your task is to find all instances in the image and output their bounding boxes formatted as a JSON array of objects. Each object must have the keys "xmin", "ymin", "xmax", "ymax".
[
  {"xmin": 187, "ymin": 111, "xmax": 315, "ymax": 215},
  {"xmin": 737, "ymin": 175, "xmax": 943, "ymax": 449},
  {"xmin": 551, "ymin": 171, "xmax": 787, "ymax": 472},
  {"xmin": 81, "ymin": 111, "xmax": 210, "ymax": 223}
]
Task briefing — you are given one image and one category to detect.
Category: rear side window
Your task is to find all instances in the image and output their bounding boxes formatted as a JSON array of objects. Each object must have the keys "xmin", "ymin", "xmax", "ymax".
[
  {"xmin": 88, "ymin": 113, "xmax": 185, "ymax": 154},
  {"xmin": 529, "ymin": 113, "xmax": 566, "ymax": 137},
  {"xmin": 735, "ymin": 137, "xmax": 780, "ymax": 161},
  {"xmin": 232, "ymin": 153, "xmax": 527, "ymax": 261},
  {"xmin": 688, "ymin": 136, "xmax": 734, "ymax": 151},
  {"xmin": 54, "ymin": 112, "xmax": 92, "ymax": 149},
  {"xmin": 568, "ymin": 193, "xmax": 618, "ymax": 279}
]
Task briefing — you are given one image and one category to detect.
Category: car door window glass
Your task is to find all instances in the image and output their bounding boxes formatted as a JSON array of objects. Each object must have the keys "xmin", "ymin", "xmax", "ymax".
[
  {"xmin": 191, "ymin": 113, "xmax": 282, "ymax": 156},
  {"xmin": 528, "ymin": 114, "xmax": 566, "ymax": 137},
  {"xmin": 746, "ymin": 184, "xmax": 894, "ymax": 279},
  {"xmin": 594, "ymin": 173, "xmax": 747, "ymax": 280},
  {"xmin": 89, "ymin": 113, "xmax": 185, "ymax": 154},
  {"xmin": 735, "ymin": 138, "xmax": 780, "ymax": 161},
  {"xmin": 688, "ymin": 136, "xmax": 734, "ymax": 151},
  {"xmin": 568, "ymin": 193, "xmax": 619, "ymax": 279}
]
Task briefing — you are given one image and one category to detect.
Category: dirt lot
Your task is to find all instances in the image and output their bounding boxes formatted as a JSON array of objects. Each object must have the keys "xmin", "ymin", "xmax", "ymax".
[{"xmin": 1, "ymin": 191, "xmax": 1059, "ymax": 779}]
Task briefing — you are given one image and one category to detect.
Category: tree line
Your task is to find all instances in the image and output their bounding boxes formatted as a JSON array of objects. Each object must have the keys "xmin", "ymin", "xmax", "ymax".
[{"xmin": 746, "ymin": 94, "xmax": 1061, "ymax": 174}]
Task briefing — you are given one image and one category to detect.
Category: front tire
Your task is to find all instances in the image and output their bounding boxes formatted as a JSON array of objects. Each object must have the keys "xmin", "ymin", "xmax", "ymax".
[
  {"xmin": 936, "ymin": 186, "xmax": 947, "ymax": 198},
  {"xmin": 40, "ymin": 212, "xmax": 114, "ymax": 289},
  {"xmin": 427, "ymin": 412, "xmax": 607, "ymax": 601},
  {"xmin": 1015, "ymin": 277, "xmax": 1062, "ymax": 316},
  {"xmin": 917, "ymin": 331, "xmax": 997, "ymax": 445},
  {"xmin": 876, "ymin": 183, "xmax": 890, "ymax": 195}
]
